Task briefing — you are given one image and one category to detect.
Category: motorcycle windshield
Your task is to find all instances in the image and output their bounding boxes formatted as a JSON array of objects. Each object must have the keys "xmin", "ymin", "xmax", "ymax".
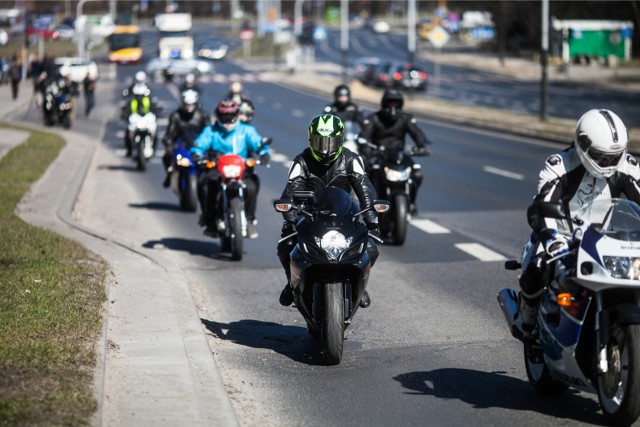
[
  {"xmin": 313, "ymin": 187, "xmax": 357, "ymax": 220},
  {"xmin": 576, "ymin": 198, "xmax": 640, "ymax": 241}
]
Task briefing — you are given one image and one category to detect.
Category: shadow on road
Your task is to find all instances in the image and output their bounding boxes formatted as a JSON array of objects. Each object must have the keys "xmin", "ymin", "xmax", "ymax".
[
  {"xmin": 201, "ymin": 318, "xmax": 326, "ymax": 365},
  {"xmin": 129, "ymin": 201, "xmax": 189, "ymax": 212},
  {"xmin": 393, "ymin": 368, "xmax": 607, "ymax": 425},
  {"xmin": 142, "ymin": 237, "xmax": 238, "ymax": 261}
]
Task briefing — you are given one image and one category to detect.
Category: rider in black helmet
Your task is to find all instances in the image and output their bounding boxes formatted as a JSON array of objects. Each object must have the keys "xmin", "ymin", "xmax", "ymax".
[
  {"xmin": 359, "ymin": 89, "xmax": 431, "ymax": 215},
  {"xmin": 323, "ymin": 84, "xmax": 365, "ymax": 128}
]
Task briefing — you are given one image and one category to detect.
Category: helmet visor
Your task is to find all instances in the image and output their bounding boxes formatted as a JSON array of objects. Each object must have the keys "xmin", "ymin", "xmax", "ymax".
[
  {"xmin": 310, "ymin": 134, "xmax": 342, "ymax": 155},
  {"xmin": 588, "ymin": 148, "xmax": 624, "ymax": 168},
  {"xmin": 217, "ymin": 113, "xmax": 238, "ymax": 124}
]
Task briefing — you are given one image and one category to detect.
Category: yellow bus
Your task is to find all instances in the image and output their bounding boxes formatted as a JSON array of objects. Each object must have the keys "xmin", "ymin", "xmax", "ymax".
[{"xmin": 108, "ymin": 25, "xmax": 142, "ymax": 64}]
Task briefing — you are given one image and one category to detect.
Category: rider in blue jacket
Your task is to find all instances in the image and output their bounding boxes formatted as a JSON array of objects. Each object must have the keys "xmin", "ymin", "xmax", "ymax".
[{"xmin": 191, "ymin": 99, "xmax": 270, "ymax": 239}]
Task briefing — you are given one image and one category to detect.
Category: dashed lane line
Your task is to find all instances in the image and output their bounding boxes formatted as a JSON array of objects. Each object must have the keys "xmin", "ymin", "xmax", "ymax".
[
  {"xmin": 454, "ymin": 243, "xmax": 506, "ymax": 261},
  {"xmin": 483, "ymin": 166, "xmax": 524, "ymax": 180},
  {"xmin": 410, "ymin": 218, "xmax": 451, "ymax": 234}
]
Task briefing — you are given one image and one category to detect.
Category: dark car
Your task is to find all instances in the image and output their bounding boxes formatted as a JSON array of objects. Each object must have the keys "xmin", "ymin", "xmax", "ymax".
[
  {"xmin": 374, "ymin": 61, "xmax": 428, "ymax": 92},
  {"xmin": 353, "ymin": 57, "xmax": 381, "ymax": 86}
]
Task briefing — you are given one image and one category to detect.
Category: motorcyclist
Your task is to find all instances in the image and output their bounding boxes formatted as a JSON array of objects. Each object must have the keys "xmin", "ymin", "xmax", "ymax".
[
  {"xmin": 179, "ymin": 72, "xmax": 202, "ymax": 96},
  {"xmin": 122, "ymin": 82, "xmax": 157, "ymax": 156},
  {"xmin": 277, "ymin": 114, "xmax": 380, "ymax": 308},
  {"xmin": 238, "ymin": 98, "xmax": 255, "ymax": 124},
  {"xmin": 161, "ymin": 89, "xmax": 210, "ymax": 187},
  {"xmin": 227, "ymin": 81, "xmax": 246, "ymax": 105},
  {"xmin": 190, "ymin": 99, "xmax": 270, "ymax": 239},
  {"xmin": 41, "ymin": 70, "xmax": 72, "ymax": 119},
  {"xmin": 514, "ymin": 109, "xmax": 640, "ymax": 338},
  {"xmin": 358, "ymin": 88, "xmax": 431, "ymax": 215},
  {"xmin": 322, "ymin": 84, "xmax": 365, "ymax": 128},
  {"xmin": 122, "ymin": 70, "xmax": 147, "ymax": 98}
]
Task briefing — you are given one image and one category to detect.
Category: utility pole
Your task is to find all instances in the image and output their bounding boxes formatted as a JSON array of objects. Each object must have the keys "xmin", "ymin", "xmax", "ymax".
[
  {"xmin": 407, "ymin": 0, "xmax": 417, "ymax": 65},
  {"xmin": 540, "ymin": 0, "xmax": 549, "ymax": 121},
  {"xmin": 340, "ymin": 0, "xmax": 348, "ymax": 80}
]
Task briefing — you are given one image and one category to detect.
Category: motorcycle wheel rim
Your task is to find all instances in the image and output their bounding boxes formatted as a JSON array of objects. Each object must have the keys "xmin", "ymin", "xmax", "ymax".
[{"xmin": 599, "ymin": 337, "xmax": 627, "ymax": 412}]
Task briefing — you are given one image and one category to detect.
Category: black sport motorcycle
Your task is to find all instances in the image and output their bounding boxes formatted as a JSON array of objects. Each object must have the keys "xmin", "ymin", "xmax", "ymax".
[
  {"xmin": 365, "ymin": 143, "xmax": 425, "ymax": 245},
  {"xmin": 274, "ymin": 187, "xmax": 389, "ymax": 365}
]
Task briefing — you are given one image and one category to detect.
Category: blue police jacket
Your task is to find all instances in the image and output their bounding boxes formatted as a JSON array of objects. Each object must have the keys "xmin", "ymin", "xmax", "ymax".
[{"xmin": 190, "ymin": 121, "xmax": 270, "ymax": 159}]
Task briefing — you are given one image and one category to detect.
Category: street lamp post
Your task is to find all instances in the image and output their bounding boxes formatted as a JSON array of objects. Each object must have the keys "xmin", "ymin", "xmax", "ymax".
[
  {"xmin": 340, "ymin": 0, "xmax": 348, "ymax": 80},
  {"xmin": 540, "ymin": 0, "xmax": 549, "ymax": 121},
  {"xmin": 407, "ymin": 0, "xmax": 417, "ymax": 65}
]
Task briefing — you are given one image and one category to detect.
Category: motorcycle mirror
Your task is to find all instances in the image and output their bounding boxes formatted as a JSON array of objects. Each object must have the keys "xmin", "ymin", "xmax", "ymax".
[
  {"xmin": 292, "ymin": 191, "xmax": 315, "ymax": 204},
  {"xmin": 274, "ymin": 200, "xmax": 293, "ymax": 213},
  {"xmin": 373, "ymin": 200, "xmax": 391, "ymax": 214}
]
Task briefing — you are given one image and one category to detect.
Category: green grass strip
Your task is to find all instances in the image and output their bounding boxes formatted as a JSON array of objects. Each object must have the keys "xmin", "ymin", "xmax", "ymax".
[{"xmin": 0, "ymin": 125, "xmax": 106, "ymax": 426}]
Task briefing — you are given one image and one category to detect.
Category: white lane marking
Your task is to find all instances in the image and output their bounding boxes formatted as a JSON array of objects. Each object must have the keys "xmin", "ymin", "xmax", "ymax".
[
  {"xmin": 483, "ymin": 166, "xmax": 524, "ymax": 180},
  {"xmin": 270, "ymin": 152, "xmax": 291, "ymax": 164},
  {"xmin": 455, "ymin": 243, "xmax": 506, "ymax": 261},
  {"xmin": 411, "ymin": 218, "xmax": 451, "ymax": 234}
]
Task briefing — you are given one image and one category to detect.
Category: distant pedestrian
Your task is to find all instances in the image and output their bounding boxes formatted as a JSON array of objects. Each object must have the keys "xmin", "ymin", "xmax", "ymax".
[
  {"xmin": 83, "ymin": 70, "xmax": 97, "ymax": 117},
  {"xmin": 8, "ymin": 53, "xmax": 21, "ymax": 100}
]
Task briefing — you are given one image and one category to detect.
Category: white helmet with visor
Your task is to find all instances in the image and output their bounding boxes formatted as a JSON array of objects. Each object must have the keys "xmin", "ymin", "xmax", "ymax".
[{"xmin": 575, "ymin": 109, "xmax": 628, "ymax": 179}]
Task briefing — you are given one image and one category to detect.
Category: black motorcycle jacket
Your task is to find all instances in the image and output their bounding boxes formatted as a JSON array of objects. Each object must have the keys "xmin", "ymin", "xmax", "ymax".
[
  {"xmin": 162, "ymin": 108, "xmax": 210, "ymax": 147},
  {"xmin": 528, "ymin": 145, "xmax": 640, "ymax": 236},
  {"xmin": 323, "ymin": 101, "xmax": 365, "ymax": 127},
  {"xmin": 359, "ymin": 110, "xmax": 428, "ymax": 154},
  {"xmin": 281, "ymin": 148, "xmax": 378, "ymax": 225}
]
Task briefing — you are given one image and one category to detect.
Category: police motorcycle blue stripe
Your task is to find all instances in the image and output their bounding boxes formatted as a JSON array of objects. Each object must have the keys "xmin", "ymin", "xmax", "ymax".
[{"xmin": 581, "ymin": 227, "xmax": 604, "ymax": 267}]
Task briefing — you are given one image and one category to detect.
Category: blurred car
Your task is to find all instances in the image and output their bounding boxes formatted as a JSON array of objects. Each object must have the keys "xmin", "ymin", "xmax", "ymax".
[
  {"xmin": 146, "ymin": 57, "xmax": 213, "ymax": 78},
  {"xmin": 54, "ymin": 24, "xmax": 75, "ymax": 40},
  {"xmin": 352, "ymin": 57, "xmax": 381, "ymax": 86},
  {"xmin": 374, "ymin": 61, "xmax": 428, "ymax": 92},
  {"xmin": 197, "ymin": 38, "xmax": 228, "ymax": 60},
  {"xmin": 364, "ymin": 19, "xmax": 390, "ymax": 34},
  {"xmin": 54, "ymin": 57, "xmax": 99, "ymax": 84},
  {"xmin": 26, "ymin": 25, "xmax": 59, "ymax": 41}
]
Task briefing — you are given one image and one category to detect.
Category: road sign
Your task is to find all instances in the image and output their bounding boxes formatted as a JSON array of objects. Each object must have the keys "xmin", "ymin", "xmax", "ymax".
[{"xmin": 427, "ymin": 25, "xmax": 450, "ymax": 49}]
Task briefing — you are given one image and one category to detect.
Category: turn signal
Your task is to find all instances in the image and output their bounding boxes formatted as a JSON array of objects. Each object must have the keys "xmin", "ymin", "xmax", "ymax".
[
  {"xmin": 246, "ymin": 159, "xmax": 256, "ymax": 167},
  {"xmin": 557, "ymin": 293, "xmax": 573, "ymax": 307},
  {"xmin": 206, "ymin": 160, "xmax": 215, "ymax": 169}
]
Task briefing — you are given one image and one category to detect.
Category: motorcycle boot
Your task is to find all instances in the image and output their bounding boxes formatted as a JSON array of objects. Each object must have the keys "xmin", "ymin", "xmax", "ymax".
[
  {"xmin": 246, "ymin": 219, "xmax": 258, "ymax": 239},
  {"xmin": 359, "ymin": 290, "xmax": 371, "ymax": 308},
  {"xmin": 513, "ymin": 293, "xmax": 539, "ymax": 339},
  {"xmin": 279, "ymin": 284, "xmax": 293, "ymax": 306}
]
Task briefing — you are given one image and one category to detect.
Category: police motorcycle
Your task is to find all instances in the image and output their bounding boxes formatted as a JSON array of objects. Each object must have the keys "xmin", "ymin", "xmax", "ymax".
[
  {"xmin": 43, "ymin": 78, "xmax": 73, "ymax": 129},
  {"xmin": 498, "ymin": 198, "xmax": 640, "ymax": 426},
  {"xmin": 274, "ymin": 187, "xmax": 390, "ymax": 365},
  {"xmin": 199, "ymin": 139, "xmax": 271, "ymax": 261},
  {"xmin": 359, "ymin": 140, "xmax": 425, "ymax": 245}
]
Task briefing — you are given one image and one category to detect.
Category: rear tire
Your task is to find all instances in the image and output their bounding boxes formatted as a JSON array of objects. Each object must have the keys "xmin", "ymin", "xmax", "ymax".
[
  {"xmin": 524, "ymin": 344, "xmax": 568, "ymax": 395},
  {"xmin": 391, "ymin": 194, "xmax": 408, "ymax": 245},
  {"xmin": 228, "ymin": 197, "xmax": 244, "ymax": 261},
  {"xmin": 598, "ymin": 323, "xmax": 640, "ymax": 426},
  {"xmin": 136, "ymin": 136, "xmax": 146, "ymax": 171},
  {"xmin": 180, "ymin": 173, "xmax": 198, "ymax": 212},
  {"xmin": 322, "ymin": 282, "xmax": 344, "ymax": 365}
]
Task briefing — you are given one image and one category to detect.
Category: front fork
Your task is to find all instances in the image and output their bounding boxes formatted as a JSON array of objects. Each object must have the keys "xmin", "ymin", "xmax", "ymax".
[
  {"xmin": 596, "ymin": 289, "xmax": 640, "ymax": 374},
  {"xmin": 220, "ymin": 181, "xmax": 247, "ymax": 237}
]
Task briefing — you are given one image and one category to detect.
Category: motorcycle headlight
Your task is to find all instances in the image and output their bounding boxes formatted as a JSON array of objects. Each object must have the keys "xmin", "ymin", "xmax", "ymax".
[
  {"xmin": 314, "ymin": 231, "xmax": 353, "ymax": 261},
  {"xmin": 176, "ymin": 155, "xmax": 191, "ymax": 167},
  {"xmin": 385, "ymin": 166, "xmax": 411, "ymax": 182},
  {"xmin": 221, "ymin": 164, "xmax": 242, "ymax": 178},
  {"xmin": 603, "ymin": 256, "xmax": 640, "ymax": 280}
]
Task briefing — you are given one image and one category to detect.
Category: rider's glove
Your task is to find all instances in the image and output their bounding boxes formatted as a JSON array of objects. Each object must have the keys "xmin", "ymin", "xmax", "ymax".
[
  {"xmin": 415, "ymin": 146, "xmax": 430, "ymax": 157},
  {"xmin": 544, "ymin": 235, "xmax": 569, "ymax": 258},
  {"xmin": 259, "ymin": 154, "xmax": 270, "ymax": 166},
  {"xmin": 365, "ymin": 218, "xmax": 381, "ymax": 238},
  {"xmin": 191, "ymin": 152, "xmax": 203, "ymax": 163}
]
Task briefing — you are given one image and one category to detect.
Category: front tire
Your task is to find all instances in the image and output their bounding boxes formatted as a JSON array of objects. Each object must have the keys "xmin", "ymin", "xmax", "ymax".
[
  {"xmin": 391, "ymin": 194, "xmax": 408, "ymax": 245},
  {"xmin": 136, "ymin": 136, "xmax": 146, "ymax": 171},
  {"xmin": 524, "ymin": 344, "xmax": 568, "ymax": 395},
  {"xmin": 322, "ymin": 282, "xmax": 344, "ymax": 365},
  {"xmin": 598, "ymin": 323, "xmax": 640, "ymax": 426},
  {"xmin": 228, "ymin": 197, "xmax": 244, "ymax": 261},
  {"xmin": 180, "ymin": 173, "xmax": 198, "ymax": 212}
]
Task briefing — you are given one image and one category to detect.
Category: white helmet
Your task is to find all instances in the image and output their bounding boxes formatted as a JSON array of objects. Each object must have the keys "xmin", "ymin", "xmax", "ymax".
[
  {"xmin": 575, "ymin": 109, "xmax": 628, "ymax": 179},
  {"xmin": 185, "ymin": 73, "xmax": 195, "ymax": 85},
  {"xmin": 181, "ymin": 89, "xmax": 199, "ymax": 113},
  {"xmin": 132, "ymin": 82, "xmax": 150, "ymax": 97},
  {"xmin": 134, "ymin": 71, "xmax": 147, "ymax": 83},
  {"xmin": 229, "ymin": 81, "xmax": 243, "ymax": 95}
]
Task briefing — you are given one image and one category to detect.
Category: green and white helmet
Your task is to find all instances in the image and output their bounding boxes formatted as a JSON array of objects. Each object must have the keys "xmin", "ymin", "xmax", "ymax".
[{"xmin": 308, "ymin": 114, "xmax": 345, "ymax": 165}]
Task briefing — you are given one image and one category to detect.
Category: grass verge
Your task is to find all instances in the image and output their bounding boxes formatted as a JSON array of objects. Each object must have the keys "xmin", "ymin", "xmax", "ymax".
[{"xmin": 0, "ymin": 125, "xmax": 106, "ymax": 426}]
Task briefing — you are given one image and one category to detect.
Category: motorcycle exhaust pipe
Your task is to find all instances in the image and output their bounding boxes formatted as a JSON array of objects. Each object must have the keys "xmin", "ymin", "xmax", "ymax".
[{"xmin": 497, "ymin": 288, "xmax": 519, "ymax": 337}]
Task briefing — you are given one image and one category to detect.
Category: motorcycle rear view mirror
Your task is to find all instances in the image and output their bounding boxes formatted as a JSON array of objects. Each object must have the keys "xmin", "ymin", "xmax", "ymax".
[
  {"xmin": 373, "ymin": 200, "xmax": 391, "ymax": 214},
  {"xmin": 538, "ymin": 201, "xmax": 566, "ymax": 219},
  {"xmin": 292, "ymin": 191, "xmax": 316, "ymax": 204}
]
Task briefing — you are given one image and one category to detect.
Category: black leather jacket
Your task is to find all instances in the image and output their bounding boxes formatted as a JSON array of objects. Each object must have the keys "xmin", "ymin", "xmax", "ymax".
[
  {"xmin": 162, "ymin": 108, "xmax": 210, "ymax": 147},
  {"xmin": 281, "ymin": 148, "xmax": 378, "ymax": 224},
  {"xmin": 359, "ymin": 110, "xmax": 428, "ymax": 154},
  {"xmin": 323, "ymin": 101, "xmax": 365, "ymax": 127}
]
